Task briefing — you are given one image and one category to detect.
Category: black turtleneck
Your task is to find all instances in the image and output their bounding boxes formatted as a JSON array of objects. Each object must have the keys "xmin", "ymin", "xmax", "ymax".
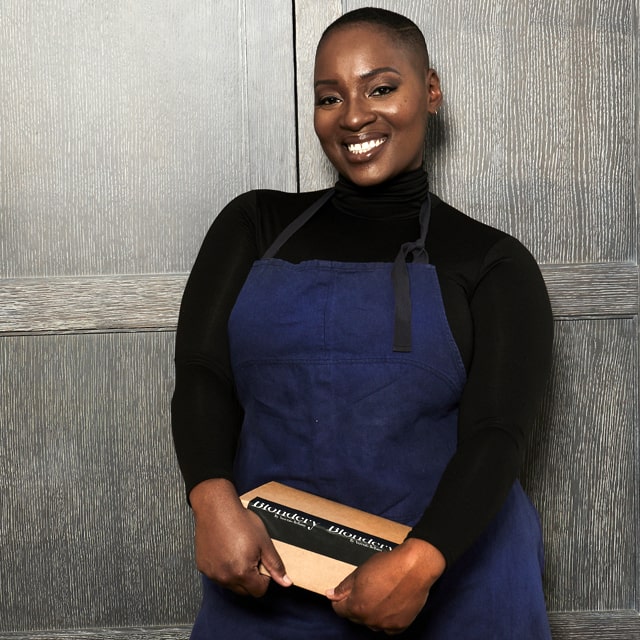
[{"xmin": 172, "ymin": 171, "xmax": 553, "ymax": 566}]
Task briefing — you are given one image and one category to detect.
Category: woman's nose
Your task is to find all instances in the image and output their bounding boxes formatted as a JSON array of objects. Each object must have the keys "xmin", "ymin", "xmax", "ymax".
[{"xmin": 340, "ymin": 96, "xmax": 376, "ymax": 130}]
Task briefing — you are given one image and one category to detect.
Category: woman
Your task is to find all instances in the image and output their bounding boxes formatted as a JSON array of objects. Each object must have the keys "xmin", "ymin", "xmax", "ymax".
[{"xmin": 172, "ymin": 7, "xmax": 553, "ymax": 639}]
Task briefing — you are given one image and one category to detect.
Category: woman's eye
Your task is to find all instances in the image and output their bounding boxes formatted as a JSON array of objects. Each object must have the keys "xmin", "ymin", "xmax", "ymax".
[
  {"xmin": 316, "ymin": 95, "xmax": 341, "ymax": 106},
  {"xmin": 370, "ymin": 85, "xmax": 396, "ymax": 97}
]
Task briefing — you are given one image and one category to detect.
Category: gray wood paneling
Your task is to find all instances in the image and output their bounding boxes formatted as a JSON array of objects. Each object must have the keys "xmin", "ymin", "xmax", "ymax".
[
  {"xmin": 548, "ymin": 611, "xmax": 640, "ymax": 638},
  {"xmin": 539, "ymin": 262, "xmax": 638, "ymax": 318},
  {"xmin": 521, "ymin": 318, "xmax": 638, "ymax": 612},
  {"xmin": 0, "ymin": 0, "xmax": 296, "ymax": 279},
  {"xmin": 0, "ymin": 612, "xmax": 639, "ymax": 639},
  {"xmin": 0, "ymin": 332, "xmax": 198, "ymax": 632},
  {"xmin": 0, "ymin": 630, "xmax": 190, "ymax": 640},
  {"xmin": 0, "ymin": 275, "xmax": 187, "ymax": 334}
]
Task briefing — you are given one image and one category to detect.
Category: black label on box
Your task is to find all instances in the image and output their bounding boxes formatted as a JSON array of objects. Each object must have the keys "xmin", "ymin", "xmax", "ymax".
[{"xmin": 248, "ymin": 497, "xmax": 398, "ymax": 566}]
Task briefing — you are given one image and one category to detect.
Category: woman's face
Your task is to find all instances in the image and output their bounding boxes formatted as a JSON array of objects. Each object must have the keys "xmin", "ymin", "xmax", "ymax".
[{"xmin": 314, "ymin": 24, "xmax": 441, "ymax": 187}]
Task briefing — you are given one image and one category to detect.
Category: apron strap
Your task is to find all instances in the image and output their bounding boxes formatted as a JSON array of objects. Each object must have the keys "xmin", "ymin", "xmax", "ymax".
[
  {"xmin": 262, "ymin": 189, "xmax": 335, "ymax": 259},
  {"xmin": 391, "ymin": 194, "xmax": 432, "ymax": 352},
  {"xmin": 262, "ymin": 187, "xmax": 432, "ymax": 354}
]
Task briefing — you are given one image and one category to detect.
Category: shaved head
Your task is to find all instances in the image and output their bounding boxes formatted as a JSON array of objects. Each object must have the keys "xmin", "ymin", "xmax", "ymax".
[{"xmin": 317, "ymin": 7, "xmax": 430, "ymax": 72}]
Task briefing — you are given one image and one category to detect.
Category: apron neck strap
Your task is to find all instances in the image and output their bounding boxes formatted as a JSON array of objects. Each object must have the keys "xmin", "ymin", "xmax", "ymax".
[
  {"xmin": 262, "ymin": 190, "xmax": 335, "ymax": 259},
  {"xmin": 391, "ymin": 194, "xmax": 432, "ymax": 352}
]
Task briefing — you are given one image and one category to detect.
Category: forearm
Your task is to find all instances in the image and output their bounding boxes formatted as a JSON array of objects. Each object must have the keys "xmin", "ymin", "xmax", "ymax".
[
  {"xmin": 407, "ymin": 428, "xmax": 520, "ymax": 565},
  {"xmin": 171, "ymin": 360, "xmax": 244, "ymax": 498},
  {"xmin": 409, "ymin": 236, "xmax": 553, "ymax": 565}
]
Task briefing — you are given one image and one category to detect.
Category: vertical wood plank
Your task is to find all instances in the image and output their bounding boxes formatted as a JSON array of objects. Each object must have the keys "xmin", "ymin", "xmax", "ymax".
[
  {"xmin": 294, "ymin": 0, "xmax": 343, "ymax": 190},
  {"xmin": 522, "ymin": 319, "xmax": 638, "ymax": 611},
  {"xmin": 0, "ymin": 0, "xmax": 296, "ymax": 278},
  {"xmin": 0, "ymin": 333, "xmax": 198, "ymax": 631}
]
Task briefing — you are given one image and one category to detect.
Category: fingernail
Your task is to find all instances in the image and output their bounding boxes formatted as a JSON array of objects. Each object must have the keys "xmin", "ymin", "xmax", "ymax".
[
  {"xmin": 282, "ymin": 574, "xmax": 292, "ymax": 586},
  {"xmin": 325, "ymin": 588, "xmax": 335, "ymax": 597}
]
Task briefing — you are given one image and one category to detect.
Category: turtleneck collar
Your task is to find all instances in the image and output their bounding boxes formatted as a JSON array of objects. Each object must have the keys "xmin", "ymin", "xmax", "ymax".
[{"xmin": 332, "ymin": 168, "xmax": 429, "ymax": 220}]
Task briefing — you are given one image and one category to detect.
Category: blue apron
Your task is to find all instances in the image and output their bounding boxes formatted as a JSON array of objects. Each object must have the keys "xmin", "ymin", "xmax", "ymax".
[{"xmin": 190, "ymin": 193, "xmax": 551, "ymax": 639}]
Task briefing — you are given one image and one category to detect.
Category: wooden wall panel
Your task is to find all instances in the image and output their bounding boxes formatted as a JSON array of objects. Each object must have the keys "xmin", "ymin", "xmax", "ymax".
[
  {"xmin": 521, "ymin": 319, "xmax": 638, "ymax": 612},
  {"xmin": 0, "ymin": 0, "xmax": 296, "ymax": 278},
  {"xmin": 0, "ymin": 332, "xmax": 198, "ymax": 632}
]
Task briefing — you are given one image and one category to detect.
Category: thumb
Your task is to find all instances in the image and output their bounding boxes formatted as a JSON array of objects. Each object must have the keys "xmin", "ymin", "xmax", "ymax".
[
  {"xmin": 260, "ymin": 541, "xmax": 292, "ymax": 588},
  {"xmin": 326, "ymin": 571, "xmax": 354, "ymax": 601}
]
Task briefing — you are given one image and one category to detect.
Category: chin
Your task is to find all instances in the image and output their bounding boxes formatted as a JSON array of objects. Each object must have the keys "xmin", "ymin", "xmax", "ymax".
[{"xmin": 342, "ymin": 167, "xmax": 401, "ymax": 188}]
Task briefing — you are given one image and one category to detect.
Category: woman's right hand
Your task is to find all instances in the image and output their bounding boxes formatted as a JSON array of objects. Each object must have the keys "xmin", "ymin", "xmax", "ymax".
[{"xmin": 189, "ymin": 478, "xmax": 292, "ymax": 597}]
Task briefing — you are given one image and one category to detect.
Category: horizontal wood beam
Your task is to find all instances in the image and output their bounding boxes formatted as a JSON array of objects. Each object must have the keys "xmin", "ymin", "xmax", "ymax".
[
  {"xmin": 0, "ymin": 263, "xmax": 637, "ymax": 335},
  {"xmin": 0, "ymin": 274, "xmax": 187, "ymax": 335},
  {"xmin": 0, "ymin": 611, "xmax": 638, "ymax": 639},
  {"xmin": 0, "ymin": 627, "xmax": 191, "ymax": 640},
  {"xmin": 540, "ymin": 263, "xmax": 638, "ymax": 319},
  {"xmin": 548, "ymin": 609, "xmax": 640, "ymax": 638}
]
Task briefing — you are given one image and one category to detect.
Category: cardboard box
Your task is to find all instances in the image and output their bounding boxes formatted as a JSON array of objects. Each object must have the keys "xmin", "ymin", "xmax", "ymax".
[{"xmin": 240, "ymin": 482, "xmax": 410, "ymax": 595}]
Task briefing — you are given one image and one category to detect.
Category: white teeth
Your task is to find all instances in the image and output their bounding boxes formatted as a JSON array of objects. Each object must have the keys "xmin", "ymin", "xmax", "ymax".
[{"xmin": 347, "ymin": 138, "xmax": 385, "ymax": 154}]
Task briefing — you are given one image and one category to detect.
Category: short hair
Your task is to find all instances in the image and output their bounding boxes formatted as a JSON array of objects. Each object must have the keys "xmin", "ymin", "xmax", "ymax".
[{"xmin": 317, "ymin": 7, "xmax": 430, "ymax": 70}]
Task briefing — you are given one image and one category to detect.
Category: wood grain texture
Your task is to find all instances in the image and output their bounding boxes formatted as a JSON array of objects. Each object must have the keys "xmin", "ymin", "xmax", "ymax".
[
  {"xmin": 0, "ymin": 0, "xmax": 296, "ymax": 279},
  {"xmin": 0, "ymin": 274, "xmax": 188, "ymax": 334},
  {"xmin": 0, "ymin": 613, "xmax": 638, "ymax": 639},
  {"xmin": 297, "ymin": 0, "xmax": 637, "ymax": 264},
  {"xmin": 548, "ymin": 611, "xmax": 640, "ymax": 639},
  {"xmin": 294, "ymin": 0, "xmax": 343, "ymax": 190},
  {"xmin": 0, "ymin": 629, "xmax": 190, "ymax": 640},
  {"xmin": 0, "ymin": 263, "xmax": 636, "ymax": 335},
  {"xmin": 521, "ymin": 319, "xmax": 638, "ymax": 612},
  {"xmin": 0, "ymin": 333, "xmax": 199, "ymax": 631},
  {"xmin": 539, "ymin": 262, "xmax": 639, "ymax": 318}
]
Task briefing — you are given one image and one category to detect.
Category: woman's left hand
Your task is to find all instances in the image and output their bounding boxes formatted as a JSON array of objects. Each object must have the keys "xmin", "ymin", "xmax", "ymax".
[{"xmin": 326, "ymin": 538, "xmax": 445, "ymax": 635}]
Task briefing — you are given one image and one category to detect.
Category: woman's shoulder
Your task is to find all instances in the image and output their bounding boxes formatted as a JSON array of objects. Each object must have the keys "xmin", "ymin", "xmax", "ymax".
[
  {"xmin": 221, "ymin": 188, "xmax": 332, "ymax": 221},
  {"xmin": 209, "ymin": 187, "xmax": 333, "ymax": 252},
  {"xmin": 430, "ymin": 194, "xmax": 508, "ymax": 241},
  {"xmin": 429, "ymin": 193, "xmax": 535, "ymax": 261}
]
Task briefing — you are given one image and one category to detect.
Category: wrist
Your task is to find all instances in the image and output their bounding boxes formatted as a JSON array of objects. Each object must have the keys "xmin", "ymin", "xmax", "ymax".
[
  {"xmin": 399, "ymin": 537, "xmax": 446, "ymax": 583},
  {"xmin": 189, "ymin": 478, "xmax": 239, "ymax": 515}
]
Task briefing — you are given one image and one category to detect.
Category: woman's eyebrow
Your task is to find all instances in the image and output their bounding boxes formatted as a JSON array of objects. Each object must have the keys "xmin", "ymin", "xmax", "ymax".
[
  {"xmin": 314, "ymin": 78, "xmax": 339, "ymax": 88},
  {"xmin": 360, "ymin": 66, "xmax": 401, "ymax": 79},
  {"xmin": 314, "ymin": 66, "xmax": 401, "ymax": 89}
]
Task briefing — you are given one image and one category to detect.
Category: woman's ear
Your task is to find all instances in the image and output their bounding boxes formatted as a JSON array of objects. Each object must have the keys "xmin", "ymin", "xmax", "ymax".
[{"xmin": 425, "ymin": 69, "xmax": 443, "ymax": 114}]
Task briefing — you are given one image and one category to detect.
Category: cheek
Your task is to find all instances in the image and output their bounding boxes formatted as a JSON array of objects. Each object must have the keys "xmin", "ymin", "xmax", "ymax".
[
  {"xmin": 384, "ymin": 100, "xmax": 422, "ymax": 131},
  {"xmin": 313, "ymin": 111, "xmax": 333, "ymax": 144}
]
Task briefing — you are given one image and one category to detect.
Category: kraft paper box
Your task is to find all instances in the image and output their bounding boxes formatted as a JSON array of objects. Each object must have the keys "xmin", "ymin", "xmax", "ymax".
[{"xmin": 240, "ymin": 481, "xmax": 410, "ymax": 595}]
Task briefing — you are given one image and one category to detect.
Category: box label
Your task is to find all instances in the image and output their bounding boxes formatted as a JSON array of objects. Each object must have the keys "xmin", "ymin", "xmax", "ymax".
[{"xmin": 248, "ymin": 497, "xmax": 398, "ymax": 566}]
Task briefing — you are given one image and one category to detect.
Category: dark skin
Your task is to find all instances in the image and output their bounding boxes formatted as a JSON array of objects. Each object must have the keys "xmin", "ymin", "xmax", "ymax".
[
  {"xmin": 190, "ymin": 478, "xmax": 292, "ymax": 596},
  {"xmin": 189, "ymin": 21, "xmax": 445, "ymax": 636}
]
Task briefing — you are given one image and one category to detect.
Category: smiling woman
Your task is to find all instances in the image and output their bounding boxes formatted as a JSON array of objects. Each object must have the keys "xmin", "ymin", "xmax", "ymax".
[
  {"xmin": 313, "ymin": 23, "xmax": 440, "ymax": 186},
  {"xmin": 172, "ymin": 7, "xmax": 554, "ymax": 639}
]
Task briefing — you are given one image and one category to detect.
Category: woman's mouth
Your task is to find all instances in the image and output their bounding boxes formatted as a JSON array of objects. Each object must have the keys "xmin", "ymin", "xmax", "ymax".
[{"xmin": 345, "ymin": 137, "xmax": 387, "ymax": 155}]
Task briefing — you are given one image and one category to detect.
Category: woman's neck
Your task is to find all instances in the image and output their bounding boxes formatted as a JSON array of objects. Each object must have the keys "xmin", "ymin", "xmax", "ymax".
[{"xmin": 332, "ymin": 169, "xmax": 429, "ymax": 219}]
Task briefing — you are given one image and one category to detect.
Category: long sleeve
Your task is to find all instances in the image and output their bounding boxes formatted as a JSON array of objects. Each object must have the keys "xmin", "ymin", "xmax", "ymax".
[
  {"xmin": 171, "ymin": 192, "xmax": 260, "ymax": 496},
  {"xmin": 407, "ymin": 234, "xmax": 554, "ymax": 565},
  {"xmin": 171, "ymin": 189, "xmax": 322, "ymax": 497}
]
